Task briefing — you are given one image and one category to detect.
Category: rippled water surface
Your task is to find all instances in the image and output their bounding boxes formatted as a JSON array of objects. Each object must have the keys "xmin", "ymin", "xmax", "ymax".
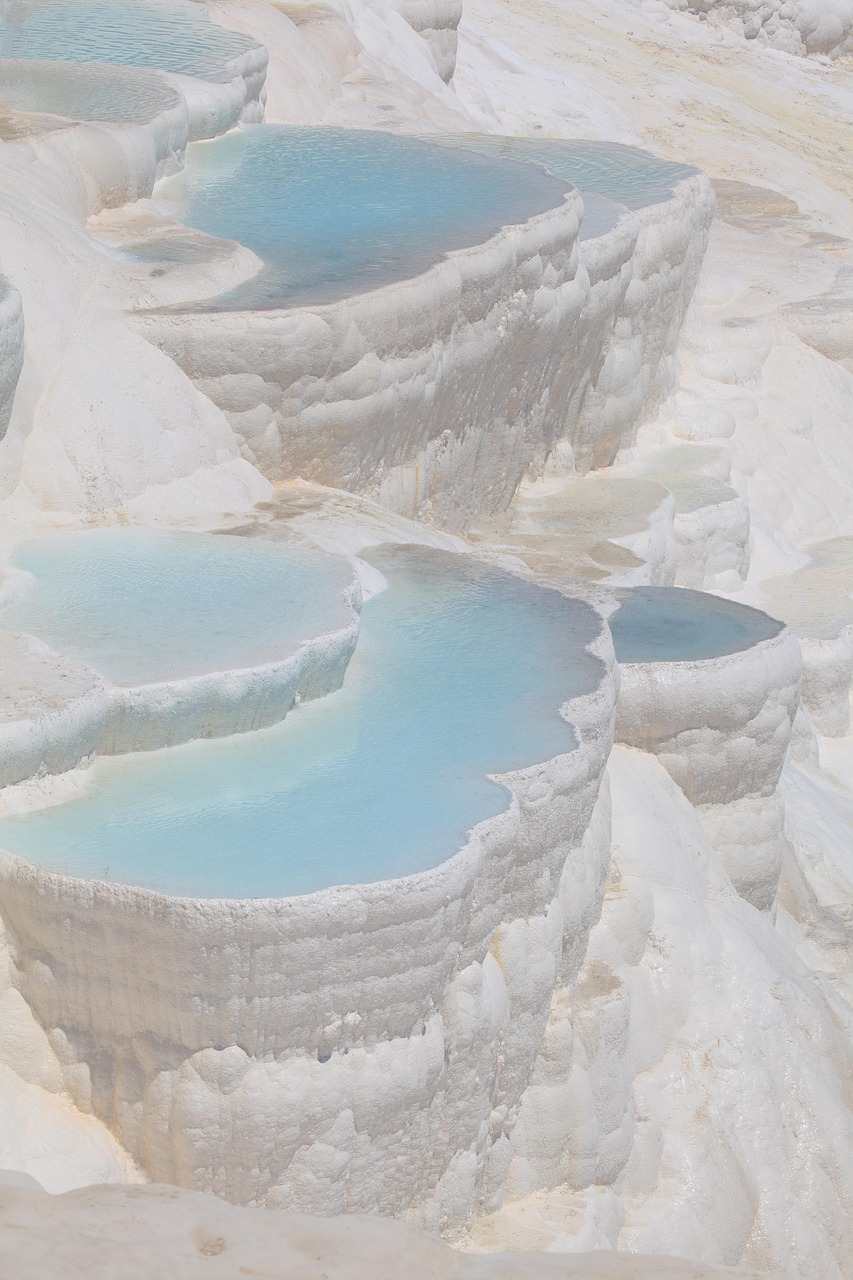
[
  {"xmin": 0, "ymin": 59, "xmax": 180, "ymax": 123},
  {"xmin": 447, "ymin": 137, "xmax": 699, "ymax": 207},
  {"xmin": 0, "ymin": 548, "xmax": 602, "ymax": 896},
  {"xmin": 0, "ymin": 0, "xmax": 256, "ymax": 78},
  {"xmin": 154, "ymin": 125, "xmax": 570, "ymax": 307}
]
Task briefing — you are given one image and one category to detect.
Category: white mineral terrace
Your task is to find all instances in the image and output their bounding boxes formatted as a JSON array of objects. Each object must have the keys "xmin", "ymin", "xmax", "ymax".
[{"xmin": 0, "ymin": 0, "xmax": 851, "ymax": 1277}]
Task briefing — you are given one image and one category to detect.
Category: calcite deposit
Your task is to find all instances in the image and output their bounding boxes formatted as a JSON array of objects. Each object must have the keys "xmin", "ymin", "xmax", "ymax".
[{"xmin": 0, "ymin": 0, "xmax": 851, "ymax": 1277}]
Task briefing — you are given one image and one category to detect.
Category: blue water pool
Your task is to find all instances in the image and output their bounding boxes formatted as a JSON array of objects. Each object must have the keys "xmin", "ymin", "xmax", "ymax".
[
  {"xmin": 0, "ymin": 0, "xmax": 256, "ymax": 80},
  {"xmin": 1, "ymin": 529, "xmax": 354, "ymax": 685},
  {"xmin": 0, "ymin": 59, "xmax": 180, "ymax": 125},
  {"xmin": 151, "ymin": 125, "xmax": 571, "ymax": 308},
  {"xmin": 0, "ymin": 547, "xmax": 602, "ymax": 897},
  {"xmin": 610, "ymin": 586, "xmax": 784, "ymax": 664}
]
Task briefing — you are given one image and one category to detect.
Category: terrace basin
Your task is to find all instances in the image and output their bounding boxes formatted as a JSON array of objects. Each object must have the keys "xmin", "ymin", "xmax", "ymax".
[
  {"xmin": 149, "ymin": 125, "xmax": 571, "ymax": 307},
  {"xmin": 0, "ymin": 546, "xmax": 603, "ymax": 897},
  {"xmin": 2, "ymin": 528, "xmax": 356, "ymax": 684},
  {"xmin": 0, "ymin": 528, "xmax": 360, "ymax": 756}
]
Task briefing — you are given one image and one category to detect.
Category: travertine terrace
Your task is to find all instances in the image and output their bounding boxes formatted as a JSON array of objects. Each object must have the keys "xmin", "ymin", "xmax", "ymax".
[{"xmin": 0, "ymin": 0, "xmax": 851, "ymax": 1278}]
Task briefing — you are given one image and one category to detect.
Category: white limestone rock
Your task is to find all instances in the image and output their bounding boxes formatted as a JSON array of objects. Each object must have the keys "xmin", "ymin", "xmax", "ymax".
[
  {"xmin": 0, "ymin": 126, "xmax": 270, "ymax": 522},
  {"xmin": 0, "ymin": 276, "xmax": 24, "ymax": 442},
  {"xmin": 385, "ymin": 0, "xmax": 464, "ymax": 82},
  {"xmin": 0, "ymin": 632, "xmax": 108, "ymax": 788},
  {"xmin": 135, "ymin": 189, "xmax": 591, "ymax": 529},
  {"xmin": 470, "ymin": 748, "xmax": 853, "ymax": 1277},
  {"xmin": 661, "ymin": 0, "xmax": 853, "ymax": 57},
  {"xmin": 573, "ymin": 177, "xmax": 716, "ymax": 473},
  {"xmin": 798, "ymin": 626, "xmax": 853, "ymax": 738}
]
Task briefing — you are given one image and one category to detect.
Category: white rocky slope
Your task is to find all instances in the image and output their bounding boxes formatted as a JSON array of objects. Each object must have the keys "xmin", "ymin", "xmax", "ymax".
[
  {"xmin": 661, "ymin": 0, "xmax": 853, "ymax": 57},
  {"xmin": 0, "ymin": 1177, "xmax": 773, "ymax": 1280},
  {"xmin": 0, "ymin": 0, "xmax": 851, "ymax": 1277},
  {"xmin": 447, "ymin": 1, "xmax": 853, "ymax": 1270}
]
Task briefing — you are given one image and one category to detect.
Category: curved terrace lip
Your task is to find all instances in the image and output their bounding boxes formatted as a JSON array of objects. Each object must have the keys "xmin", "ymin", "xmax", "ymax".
[
  {"xmin": 0, "ymin": 686, "xmax": 590, "ymax": 903},
  {"xmin": 132, "ymin": 128, "xmax": 579, "ymax": 314},
  {"xmin": 125, "ymin": 132, "xmax": 707, "ymax": 316}
]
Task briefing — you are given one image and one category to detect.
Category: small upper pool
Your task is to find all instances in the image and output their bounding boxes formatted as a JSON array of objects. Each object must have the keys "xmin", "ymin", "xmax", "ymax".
[
  {"xmin": 149, "ymin": 125, "xmax": 571, "ymax": 308},
  {"xmin": 0, "ymin": 58, "xmax": 181, "ymax": 126},
  {"xmin": 0, "ymin": 529, "xmax": 355, "ymax": 685},
  {"xmin": 0, "ymin": 547, "xmax": 603, "ymax": 897},
  {"xmin": 0, "ymin": 0, "xmax": 256, "ymax": 80},
  {"xmin": 609, "ymin": 587, "xmax": 784, "ymax": 664}
]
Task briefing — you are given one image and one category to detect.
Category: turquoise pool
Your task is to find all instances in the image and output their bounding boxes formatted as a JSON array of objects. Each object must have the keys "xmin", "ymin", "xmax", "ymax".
[
  {"xmin": 151, "ymin": 125, "xmax": 571, "ymax": 307},
  {"xmin": 0, "ymin": 547, "xmax": 602, "ymax": 897},
  {"xmin": 610, "ymin": 586, "xmax": 784, "ymax": 664}
]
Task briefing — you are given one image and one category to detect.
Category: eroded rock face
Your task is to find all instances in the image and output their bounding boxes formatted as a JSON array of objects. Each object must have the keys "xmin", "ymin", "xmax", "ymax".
[
  {"xmin": 613, "ymin": 606, "xmax": 801, "ymax": 910},
  {"xmin": 0, "ymin": 276, "xmax": 23, "ymax": 442},
  {"xmin": 662, "ymin": 0, "xmax": 853, "ymax": 57},
  {"xmin": 572, "ymin": 177, "xmax": 715, "ymax": 474},
  {"xmin": 388, "ymin": 0, "xmax": 464, "ymax": 81}
]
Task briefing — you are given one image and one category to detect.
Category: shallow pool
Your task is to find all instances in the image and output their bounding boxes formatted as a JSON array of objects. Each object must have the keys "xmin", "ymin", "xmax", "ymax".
[
  {"xmin": 609, "ymin": 586, "xmax": 783, "ymax": 664},
  {"xmin": 1, "ymin": 529, "xmax": 355, "ymax": 685},
  {"xmin": 0, "ymin": 547, "xmax": 602, "ymax": 897},
  {"xmin": 0, "ymin": 0, "xmax": 256, "ymax": 80},
  {"xmin": 670, "ymin": 475, "xmax": 739, "ymax": 513},
  {"xmin": 151, "ymin": 125, "xmax": 570, "ymax": 308}
]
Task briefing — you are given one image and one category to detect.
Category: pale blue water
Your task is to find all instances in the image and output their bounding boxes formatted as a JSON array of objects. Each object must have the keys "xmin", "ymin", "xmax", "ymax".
[
  {"xmin": 0, "ymin": 547, "xmax": 603, "ymax": 897},
  {"xmin": 0, "ymin": 59, "xmax": 180, "ymax": 124},
  {"xmin": 153, "ymin": 125, "xmax": 571, "ymax": 308},
  {"xmin": 443, "ymin": 137, "xmax": 699, "ymax": 208},
  {"xmin": 610, "ymin": 587, "xmax": 783, "ymax": 663},
  {"xmin": 430, "ymin": 136, "xmax": 699, "ymax": 240},
  {"xmin": 1, "ymin": 529, "xmax": 354, "ymax": 685},
  {"xmin": 0, "ymin": 0, "xmax": 256, "ymax": 80}
]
